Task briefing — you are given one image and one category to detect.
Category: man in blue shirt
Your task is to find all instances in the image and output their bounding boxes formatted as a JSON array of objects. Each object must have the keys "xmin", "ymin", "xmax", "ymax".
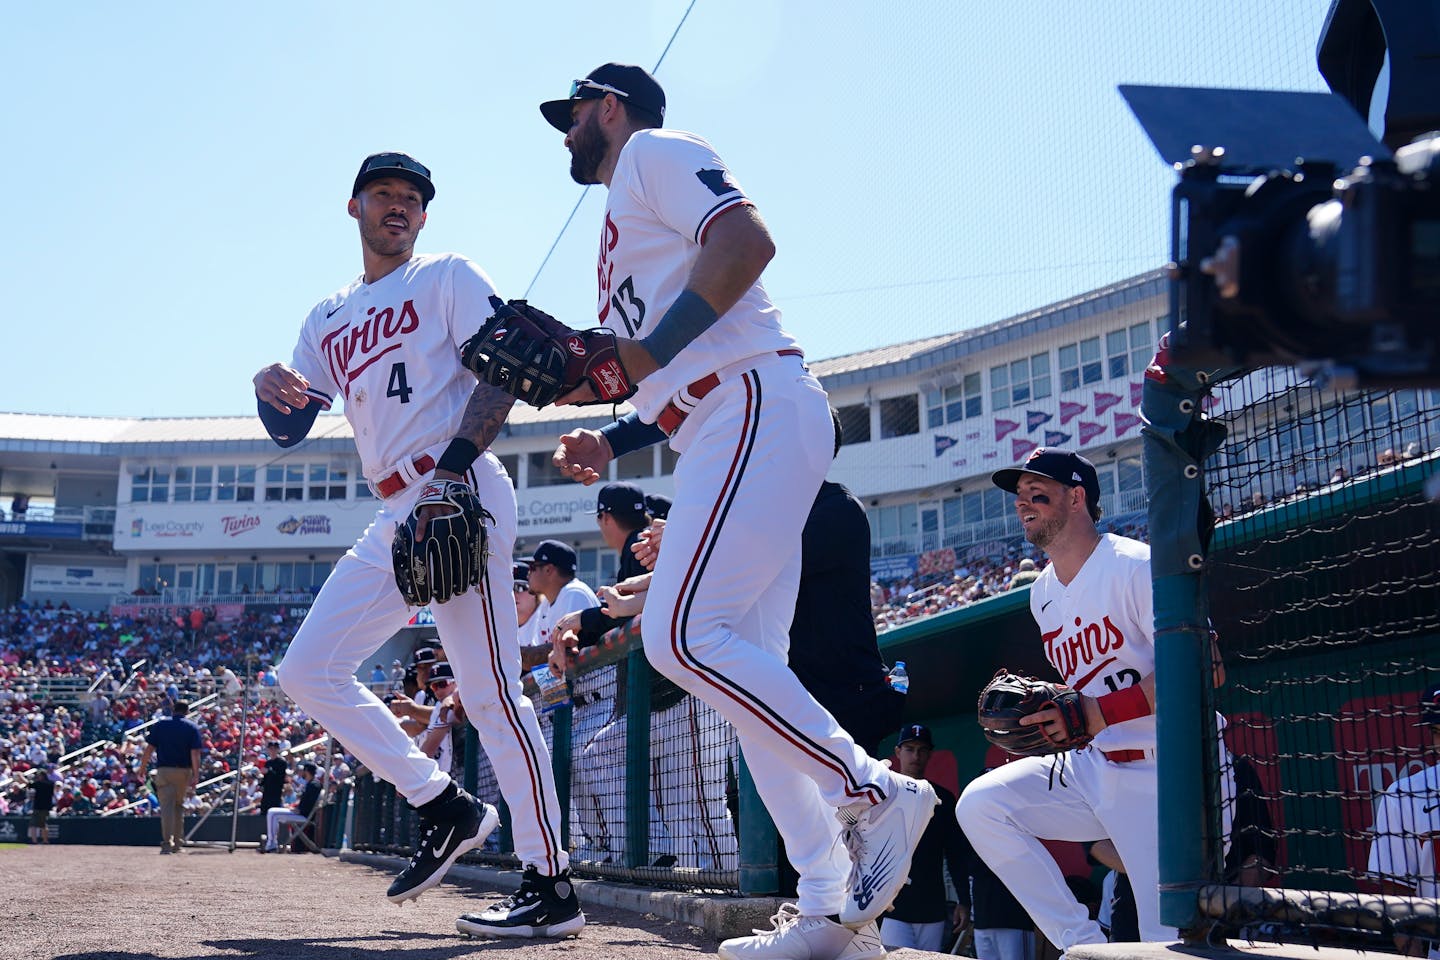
[{"xmin": 139, "ymin": 700, "xmax": 203, "ymax": 854}]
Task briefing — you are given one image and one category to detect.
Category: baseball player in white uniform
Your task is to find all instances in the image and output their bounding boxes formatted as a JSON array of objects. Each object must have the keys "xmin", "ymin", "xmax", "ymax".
[
  {"xmin": 1367, "ymin": 682, "xmax": 1440, "ymax": 958},
  {"xmin": 253, "ymin": 153, "xmax": 582, "ymax": 938},
  {"xmin": 958, "ymin": 448, "xmax": 1172, "ymax": 949},
  {"xmin": 538, "ymin": 64, "xmax": 936, "ymax": 959}
]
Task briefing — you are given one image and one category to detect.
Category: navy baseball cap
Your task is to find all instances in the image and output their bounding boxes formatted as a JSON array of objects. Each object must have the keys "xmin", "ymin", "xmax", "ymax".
[
  {"xmin": 352, "ymin": 152, "xmax": 435, "ymax": 206},
  {"xmin": 993, "ymin": 448, "xmax": 1102, "ymax": 507},
  {"xmin": 596, "ymin": 482, "xmax": 646, "ymax": 516},
  {"xmin": 428, "ymin": 662, "xmax": 456, "ymax": 685},
  {"xmin": 540, "ymin": 63, "xmax": 667, "ymax": 133},
  {"xmin": 531, "ymin": 539, "xmax": 577, "ymax": 574},
  {"xmin": 412, "ymin": 645, "xmax": 439, "ymax": 665},
  {"xmin": 897, "ymin": 723, "xmax": 933, "ymax": 747},
  {"xmin": 513, "ymin": 561, "xmax": 531, "ymax": 585},
  {"xmin": 1419, "ymin": 683, "xmax": 1440, "ymax": 726},
  {"xmin": 645, "ymin": 494, "xmax": 672, "ymax": 520}
]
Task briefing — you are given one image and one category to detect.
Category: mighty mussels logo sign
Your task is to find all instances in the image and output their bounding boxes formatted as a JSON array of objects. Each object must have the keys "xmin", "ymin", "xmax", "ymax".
[{"xmin": 276, "ymin": 515, "xmax": 333, "ymax": 536}]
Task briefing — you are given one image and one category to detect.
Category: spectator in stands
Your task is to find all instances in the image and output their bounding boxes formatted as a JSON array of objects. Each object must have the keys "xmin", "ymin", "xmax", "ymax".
[
  {"xmin": 262, "ymin": 761, "xmax": 322, "ymax": 854},
  {"xmin": 387, "ymin": 658, "xmax": 405, "ymax": 690},
  {"xmin": 369, "ymin": 663, "xmax": 386, "ymax": 686},
  {"xmin": 880, "ymin": 725, "xmax": 970, "ymax": 952},
  {"xmin": 138, "ymin": 700, "xmax": 202, "ymax": 854},
  {"xmin": 27, "ymin": 767, "xmax": 55, "ymax": 845},
  {"xmin": 1008, "ymin": 558, "xmax": 1041, "ymax": 589}
]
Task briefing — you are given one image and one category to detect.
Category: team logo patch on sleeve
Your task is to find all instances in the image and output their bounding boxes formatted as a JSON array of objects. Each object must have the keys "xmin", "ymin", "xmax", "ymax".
[{"xmin": 695, "ymin": 168, "xmax": 739, "ymax": 197}]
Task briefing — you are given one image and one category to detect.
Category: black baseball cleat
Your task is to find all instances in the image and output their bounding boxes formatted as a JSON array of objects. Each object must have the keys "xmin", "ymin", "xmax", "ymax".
[
  {"xmin": 386, "ymin": 785, "xmax": 499, "ymax": 904},
  {"xmin": 455, "ymin": 867, "xmax": 586, "ymax": 938}
]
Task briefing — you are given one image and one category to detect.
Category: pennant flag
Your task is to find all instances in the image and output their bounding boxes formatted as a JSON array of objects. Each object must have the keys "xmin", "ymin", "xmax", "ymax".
[
  {"xmin": 1044, "ymin": 430, "xmax": 1072, "ymax": 446},
  {"xmin": 1129, "ymin": 382, "xmax": 1143, "ymax": 408},
  {"xmin": 1012, "ymin": 437, "xmax": 1038, "ymax": 460},
  {"xmin": 1114, "ymin": 412, "xmax": 1142, "ymax": 435},
  {"xmin": 1060, "ymin": 400, "xmax": 1087, "ymax": 424},
  {"xmin": 1026, "ymin": 409, "xmax": 1053, "ymax": 433},
  {"xmin": 1078, "ymin": 421, "xmax": 1107, "ymax": 445},
  {"xmin": 994, "ymin": 419, "xmax": 1020, "ymax": 441},
  {"xmin": 1094, "ymin": 392, "xmax": 1122, "ymax": 416},
  {"xmin": 934, "ymin": 435, "xmax": 958, "ymax": 457}
]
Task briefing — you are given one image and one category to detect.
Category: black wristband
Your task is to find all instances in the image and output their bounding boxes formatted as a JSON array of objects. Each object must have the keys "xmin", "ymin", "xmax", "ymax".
[{"xmin": 436, "ymin": 437, "xmax": 480, "ymax": 475}]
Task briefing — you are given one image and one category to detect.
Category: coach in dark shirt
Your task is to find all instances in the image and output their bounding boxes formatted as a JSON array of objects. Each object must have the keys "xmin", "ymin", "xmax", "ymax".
[
  {"xmin": 259, "ymin": 741, "xmax": 288, "ymax": 813},
  {"xmin": 139, "ymin": 700, "xmax": 203, "ymax": 855}
]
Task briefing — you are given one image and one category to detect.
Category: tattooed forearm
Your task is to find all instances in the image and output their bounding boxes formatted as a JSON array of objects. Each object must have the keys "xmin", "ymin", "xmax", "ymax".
[{"xmin": 457, "ymin": 383, "xmax": 516, "ymax": 452}]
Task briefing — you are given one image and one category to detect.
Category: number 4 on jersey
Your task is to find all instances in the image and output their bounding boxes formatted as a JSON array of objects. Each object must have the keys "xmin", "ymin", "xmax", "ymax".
[{"xmin": 386, "ymin": 362, "xmax": 413, "ymax": 403}]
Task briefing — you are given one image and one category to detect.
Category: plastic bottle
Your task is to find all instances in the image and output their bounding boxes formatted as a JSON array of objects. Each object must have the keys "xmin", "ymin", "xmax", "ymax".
[{"xmin": 887, "ymin": 661, "xmax": 909, "ymax": 695}]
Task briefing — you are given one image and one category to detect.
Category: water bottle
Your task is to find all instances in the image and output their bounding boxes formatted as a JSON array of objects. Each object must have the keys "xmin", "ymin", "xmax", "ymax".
[{"xmin": 887, "ymin": 661, "xmax": 909, "ymax": 695}]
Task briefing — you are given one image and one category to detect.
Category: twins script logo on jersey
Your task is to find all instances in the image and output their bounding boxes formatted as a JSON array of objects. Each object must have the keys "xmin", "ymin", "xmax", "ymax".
[
  {"xmin": 1043, "ymin": 615, "xmax": 1127, "ymax": 688},
  {"xmin": 320, "ymin": 299, "xmax": 421, "ymax": 397}
]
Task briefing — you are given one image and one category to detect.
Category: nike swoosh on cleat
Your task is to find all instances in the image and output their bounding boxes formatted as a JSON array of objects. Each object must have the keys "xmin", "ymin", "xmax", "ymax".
[
  {"xmin": 1425, "ymin": 802, "xmax": 1439, "ymax": 814},
  {"xmin": 431, "ymin": 825, "xmax": 456, "ymax": 857}
]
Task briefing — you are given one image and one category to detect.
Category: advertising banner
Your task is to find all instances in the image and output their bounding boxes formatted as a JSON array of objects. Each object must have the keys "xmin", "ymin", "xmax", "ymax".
[{"xmin": 28, "ymin": 563, "xmax": 128, "ymax": 594}]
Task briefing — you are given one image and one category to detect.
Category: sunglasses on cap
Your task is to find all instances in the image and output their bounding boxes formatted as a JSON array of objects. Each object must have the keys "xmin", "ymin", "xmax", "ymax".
[
  {"xmin": 570, "ymin": 78, "xmax": 630, "ymax": 100},
  {"xmin": 357, "ymin": 152, "xmax": 432, "ymax": 180}
]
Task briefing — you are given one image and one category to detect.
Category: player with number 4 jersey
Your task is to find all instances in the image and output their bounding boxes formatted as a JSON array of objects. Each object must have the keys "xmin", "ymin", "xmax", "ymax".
[{"xmin": 253, "ymin": 152, "xmax": 582, "ymax": 939}]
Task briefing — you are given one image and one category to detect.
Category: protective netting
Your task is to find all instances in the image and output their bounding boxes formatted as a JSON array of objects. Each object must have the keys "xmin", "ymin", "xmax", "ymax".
[{"xmin": 1198, "ymin": 366, "xmax": 1440, "ymax": 945}]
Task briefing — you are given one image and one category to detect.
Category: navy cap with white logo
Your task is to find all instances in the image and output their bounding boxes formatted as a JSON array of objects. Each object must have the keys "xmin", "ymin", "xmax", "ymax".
[
  {"xmin": 896, "ymin": 723, "xmax": 933, "ymax": 747},
  {"xmin": 992, "ymin": 448, "xmax": 1101, "ymax": 510}
]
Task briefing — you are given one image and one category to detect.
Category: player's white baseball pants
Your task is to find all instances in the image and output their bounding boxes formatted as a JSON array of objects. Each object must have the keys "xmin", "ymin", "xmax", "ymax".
[
  {"xmin": 958, "ymin": 749, "xmax": 1167, "ymax": 948},
  {"xmin": 640, "ymin": 355, "xmax": 893, "ymax": 816},
  {"xmin": 278, "ymin": 451, "xmax": 568, "ymax": 875}
]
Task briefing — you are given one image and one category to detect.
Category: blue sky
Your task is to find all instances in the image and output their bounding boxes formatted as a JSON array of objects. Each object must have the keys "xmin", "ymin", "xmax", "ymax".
[{"xmin": 2, "ymin": 1, "xmax": 1332, "ymax": 418}]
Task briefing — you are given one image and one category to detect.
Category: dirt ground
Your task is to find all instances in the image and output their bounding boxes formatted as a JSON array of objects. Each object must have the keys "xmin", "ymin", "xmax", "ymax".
[{"xmin": 1, "ymin": 845, "xmax": 716, "ymax": 960}]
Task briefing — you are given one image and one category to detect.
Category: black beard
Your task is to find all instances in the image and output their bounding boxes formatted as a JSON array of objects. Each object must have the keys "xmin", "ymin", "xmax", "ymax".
[{"xmin": 568, "ymin": 114, "xmax": 608, "ymax": 185}]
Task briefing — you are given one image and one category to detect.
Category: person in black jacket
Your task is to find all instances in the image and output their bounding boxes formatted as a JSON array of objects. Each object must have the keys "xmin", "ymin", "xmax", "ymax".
[
  {"xmin": 258, "ymin": 741, "xmax": 288, "ymax": 814},
  {"xmin": 262, "ymin": 762, "xmax": 322, "ymax": 853}
]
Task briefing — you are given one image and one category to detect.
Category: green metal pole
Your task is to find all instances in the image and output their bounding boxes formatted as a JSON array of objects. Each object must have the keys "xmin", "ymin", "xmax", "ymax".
[
  {"xmin": 552, "ymin": 702, "xmax": 574, "ymax": 850},
  {"xmin": 737, "ymin": 747, "xmax": 779, "ymax": 895},
  {"xmin": 624, "ymin": 652, "xmax": 652, "ymax": 869}
]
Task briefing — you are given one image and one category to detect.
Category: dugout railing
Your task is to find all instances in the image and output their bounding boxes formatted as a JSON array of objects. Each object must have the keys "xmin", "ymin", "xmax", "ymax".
[{"xmin": 343, "ymin": 618, "xmax": 763, "ymax": 893}]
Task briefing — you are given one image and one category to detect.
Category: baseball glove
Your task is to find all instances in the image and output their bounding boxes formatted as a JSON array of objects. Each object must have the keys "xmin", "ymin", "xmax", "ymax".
[
  {"xmin": 976, "ymin": 669, "xmax": 1092, "ymax": 756},
  {"xmin": 460, "ymin": 296, "xmax": 636, "ymax": 408},
  {"xmin": 391, "ymin": 479, "xmax": 494, "ymax": 606}
]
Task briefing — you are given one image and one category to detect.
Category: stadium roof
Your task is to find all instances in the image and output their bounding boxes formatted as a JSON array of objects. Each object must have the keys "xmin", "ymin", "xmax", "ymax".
[{"xmin": 1, "ymin": 269, "xmax": 1164, "ymax": 451}]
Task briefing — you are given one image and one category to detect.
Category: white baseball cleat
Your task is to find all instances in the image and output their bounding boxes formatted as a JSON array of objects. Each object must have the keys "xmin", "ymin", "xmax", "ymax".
[
  {"xmin": 718, "ymin": 904, "xmax": 885, "ymax": 960},
  {"xmin": 837, "ymin": 772, "xmax": 938, "ymax": 927}
]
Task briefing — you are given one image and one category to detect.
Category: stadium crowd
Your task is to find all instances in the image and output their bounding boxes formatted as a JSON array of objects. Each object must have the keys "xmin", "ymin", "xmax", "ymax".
[{"xmin": 0, "ymin": 604, "xmax": 345, "ymax": 820}]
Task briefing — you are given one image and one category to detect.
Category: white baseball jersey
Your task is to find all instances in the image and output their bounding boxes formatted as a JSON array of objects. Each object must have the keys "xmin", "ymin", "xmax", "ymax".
[
  {"xmin": 1029, "ymin": 533, "xmax": 1155, "ymax": 752},
  {"xmin": 532, "ymin": 579, "xmax": 599, "ymax": 649},
  {"xmin": 1368, "ymin": 761, "xmax": 1440, "ymax": 897},
  {"xmin": 287, "ymin": 253, "xmax": 499, "ymax": 483},
  {"xmin": 596, "ymin": 129, "xmax": 800, "ymax": 421}
]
